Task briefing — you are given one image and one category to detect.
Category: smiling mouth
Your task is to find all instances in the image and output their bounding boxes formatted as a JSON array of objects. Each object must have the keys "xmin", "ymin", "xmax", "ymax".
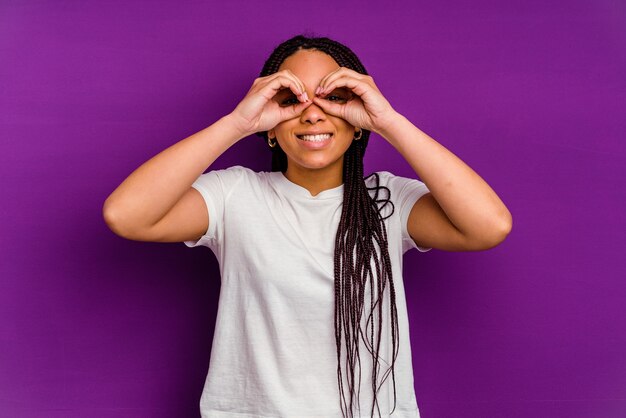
[{"xmin": 296, "ymin": 133, "xmax": 333, "ymax": 142}]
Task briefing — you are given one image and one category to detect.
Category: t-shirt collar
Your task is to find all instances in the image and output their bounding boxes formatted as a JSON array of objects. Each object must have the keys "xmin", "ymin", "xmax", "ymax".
[{"xmin": 270, "ymin": 171, "xmax": 344, "ymax": 200}]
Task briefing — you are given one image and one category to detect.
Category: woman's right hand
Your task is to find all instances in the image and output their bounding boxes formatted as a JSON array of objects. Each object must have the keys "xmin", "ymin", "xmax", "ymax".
[{"xmin": 228, "ymin": 70, "xmax": 313, "ymax": 137}]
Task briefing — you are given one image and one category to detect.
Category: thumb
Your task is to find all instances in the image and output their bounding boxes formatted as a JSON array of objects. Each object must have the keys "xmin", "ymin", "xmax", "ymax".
[
  {"xmin": 279, "ymin": 100, "xmax": 313, "ymax": 121},
  {"xmin": 312, "ymin": 96, "xmax": 344, "ymax": 118}
]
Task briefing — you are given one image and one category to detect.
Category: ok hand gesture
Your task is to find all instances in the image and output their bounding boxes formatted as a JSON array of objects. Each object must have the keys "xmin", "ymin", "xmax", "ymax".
[
  {"xmin": 311, "ymin": 68, "xmax": 398, "ymax": 134},
  {"xmin": 229, "ymin": 70, "xmax": 313, "ymax": 136}
]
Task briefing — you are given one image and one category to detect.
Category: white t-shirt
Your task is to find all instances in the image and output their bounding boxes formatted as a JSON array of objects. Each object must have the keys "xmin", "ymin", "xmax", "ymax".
[{"xmin": 184, "ymin": 165, "xmax": 431, "ymax": 418}]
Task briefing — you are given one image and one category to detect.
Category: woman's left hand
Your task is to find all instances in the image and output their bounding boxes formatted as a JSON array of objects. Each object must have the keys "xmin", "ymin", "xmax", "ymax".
[{"xmin": 311, "ymin": 67, "xmax": 398, "ymax": 134}]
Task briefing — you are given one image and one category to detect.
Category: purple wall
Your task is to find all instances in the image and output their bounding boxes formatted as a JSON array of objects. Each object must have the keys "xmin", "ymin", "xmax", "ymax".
[{"xmin": 2, "ymin": 1, "xmax": 624, "ymax": 417}]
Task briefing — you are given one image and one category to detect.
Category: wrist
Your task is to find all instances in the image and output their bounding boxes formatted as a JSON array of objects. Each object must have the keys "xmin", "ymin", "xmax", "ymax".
[
  {"xmin": 376, "ymin": 111, "xmax": 407, "ymax": 141},
  {"xmin": 222, "ymin": 113, "xmax": 253, "ymax": 141}
]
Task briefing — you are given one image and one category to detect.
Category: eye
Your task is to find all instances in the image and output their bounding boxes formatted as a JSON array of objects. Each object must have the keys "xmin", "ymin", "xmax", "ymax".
[
  {"xmin": 326, "ymin": 94, "xmax": 348, "ymax": 103},
  {"xmin": 279, "ymin": 95, "xmax": 299, "ymax": 106},
  {"xmin": 325, "ymin": 88, "xmax": 351, "ymax": 103}
]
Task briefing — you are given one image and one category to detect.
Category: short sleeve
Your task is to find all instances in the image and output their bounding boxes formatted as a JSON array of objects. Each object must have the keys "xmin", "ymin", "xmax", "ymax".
[
  {"xmin": 382, "ymin": 172, "xmax": 432, "ymax": 253},
  {"xmin": 183, "ymin": 165, "xmax": 247, "ymax": 249}
]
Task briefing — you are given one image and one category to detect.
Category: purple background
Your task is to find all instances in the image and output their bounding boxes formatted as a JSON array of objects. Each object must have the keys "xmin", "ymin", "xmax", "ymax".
[{"xmin": 1, "ymin": 1, "xmax": 625, "ymax": 417}]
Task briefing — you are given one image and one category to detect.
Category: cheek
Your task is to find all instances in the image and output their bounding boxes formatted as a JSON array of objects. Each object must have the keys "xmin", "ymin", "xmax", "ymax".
[
  {"xmin": 336, "ymin": 123, "xmax": 356, "ymax": 140},
  {"xmin": 273, "ymin": 121, "xmax": 296, "ymax": 138},
  {"xmin": 331, "ymin": 116, "xmax": 354, "ymax": 131}
]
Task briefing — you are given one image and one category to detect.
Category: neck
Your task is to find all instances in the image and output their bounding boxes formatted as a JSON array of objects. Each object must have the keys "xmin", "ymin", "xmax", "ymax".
[{"xmin": 284, "ymin": 159, "xmax": 344, "ymax": 197}]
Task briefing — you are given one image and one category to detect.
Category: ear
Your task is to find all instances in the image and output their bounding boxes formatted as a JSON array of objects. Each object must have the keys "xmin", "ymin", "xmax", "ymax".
[{"xmin": 268, "ymin": 129, "xmax": 275, "ymax": 138}]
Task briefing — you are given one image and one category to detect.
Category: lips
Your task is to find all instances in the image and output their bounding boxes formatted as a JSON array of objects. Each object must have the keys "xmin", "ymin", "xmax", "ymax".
[
  {"xmin": 295, "ymin": 132, "xmax": 333, "ymax": 149},
  {"xmin": 296, "ymin": 133, "xmax": 333, "ymax": 142}
]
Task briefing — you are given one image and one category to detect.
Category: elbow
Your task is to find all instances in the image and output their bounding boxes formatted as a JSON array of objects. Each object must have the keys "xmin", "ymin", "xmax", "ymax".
[
  {"xmin": 484, "ymin": 211, "xmax": 513, "ymax": 249},
  {"xmin": 494, "ymin": 213, "xmax": 513, "ymax": 245},
  {"xmin": 465, "ymin": 211, "xmax": 512, "ymax": 251},
  {"xmin": 103, "ymin": 199, "xmax": 121, "ymax": 236},
  {"xmin": 102, "ymin": 198, "xmax": 132, "ymax": 239},
  {"xmin": 502, "ymin": 211, "xmax": 513, "ymax": 237},
  {"xmin": 102, "ymin": 198, "xmax": 157, "ymax": 241}
]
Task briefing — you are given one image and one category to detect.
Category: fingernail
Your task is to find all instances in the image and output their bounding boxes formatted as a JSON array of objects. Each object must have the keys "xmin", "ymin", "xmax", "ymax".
[
  {"xmin": 304, "ymin": 92, "xmax": 309, "ymax": 102},
  {"xmin": 315, "ymin": 86, "xmax": 321, "ymax": 95}
]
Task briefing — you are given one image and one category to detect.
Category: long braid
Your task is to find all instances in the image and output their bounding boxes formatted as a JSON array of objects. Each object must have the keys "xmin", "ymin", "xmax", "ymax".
[{"xmin": 256, "ymin": 34, "xmax": 399, "ymax": 418}]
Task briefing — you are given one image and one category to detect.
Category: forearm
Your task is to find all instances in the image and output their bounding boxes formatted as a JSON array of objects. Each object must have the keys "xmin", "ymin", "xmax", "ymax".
[
  {"xmin": 103, "ymin": 113, "xmax": 245, "ymax": 234},
  {"xmin": 379, "ymin": 112, "xmax": 512, "ymax": 241}
]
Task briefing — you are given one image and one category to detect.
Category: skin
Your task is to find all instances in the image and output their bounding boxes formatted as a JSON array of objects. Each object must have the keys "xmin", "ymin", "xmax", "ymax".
[
  {"xmin": 103, "ymin": 48, "xmax": 512, "ymax": 252},
  {"xmin": 268, "ymin": 50, "xmax": 358, "ymax": 195}
]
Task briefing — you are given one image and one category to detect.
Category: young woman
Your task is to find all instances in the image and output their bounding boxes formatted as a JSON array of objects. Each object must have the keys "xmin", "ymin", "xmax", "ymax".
[{"xmin": 103, "ymin": 35, "xmax": 512, "ymax": 418}]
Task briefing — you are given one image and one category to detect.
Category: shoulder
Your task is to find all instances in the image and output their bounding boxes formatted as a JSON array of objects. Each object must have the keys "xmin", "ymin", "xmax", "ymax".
[
  {"xmin": 197, "ymin": 165, "xmax": 260, "ymax": 181},
  {"xmin": 365, "ymin": 171, "xmax": 427, "ymax": 193},
  {"xmin": 193, "ymin": 165, "xmax": 266, "ymax": 194},
  {"xmin": 365, "ymin": 171, "xmax": 430, "ymax": 218},
  {"xmin": 214, "ymin": 165, "xmax": 257, "ymax": 176}
]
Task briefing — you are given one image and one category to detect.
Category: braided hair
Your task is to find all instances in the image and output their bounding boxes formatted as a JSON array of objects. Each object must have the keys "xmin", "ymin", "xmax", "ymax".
[{"xmin": 256, "ymin": 34, "xmax": 399, "ymax": 418}]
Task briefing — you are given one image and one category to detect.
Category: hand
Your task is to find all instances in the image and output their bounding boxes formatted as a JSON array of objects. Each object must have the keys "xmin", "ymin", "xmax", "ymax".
[
  {"xmin": 311, "ymin": 68, "xmax": 398, "ymax": 134},
  {"xmin": 228, "ymin": 70, "xmax": 313, "ymax": 137}
]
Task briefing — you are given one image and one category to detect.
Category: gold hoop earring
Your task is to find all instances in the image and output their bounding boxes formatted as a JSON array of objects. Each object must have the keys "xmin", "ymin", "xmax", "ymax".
[
  {"xmin": 353, "ymin": 130, "xmax": 363, "ymax": 141},
  {"xmin": 268, "ymin": 136, "xmax": 277, "ymax": 148}
]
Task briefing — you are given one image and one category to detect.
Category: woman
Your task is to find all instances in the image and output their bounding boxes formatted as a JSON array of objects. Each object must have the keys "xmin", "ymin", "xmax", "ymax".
[{"xmin": 103, "ymin": 35, "xmax": 512, "ymax": 418}]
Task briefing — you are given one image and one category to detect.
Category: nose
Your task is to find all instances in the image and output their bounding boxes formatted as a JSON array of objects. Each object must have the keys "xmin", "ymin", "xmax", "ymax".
[{"xmin": 300, "ymin": 99, "xmax": 327, "ymax": 124}]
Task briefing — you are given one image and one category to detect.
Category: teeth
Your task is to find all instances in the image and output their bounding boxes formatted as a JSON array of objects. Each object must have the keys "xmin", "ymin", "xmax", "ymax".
[{"xmin": 298, "ymin": 133, "xmax": 332, "ymax": 142}]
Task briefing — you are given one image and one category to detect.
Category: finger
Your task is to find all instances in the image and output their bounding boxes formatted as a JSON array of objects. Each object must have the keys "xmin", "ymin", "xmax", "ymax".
[
  {"xmin": 311, "ymin": 96, "xmax": 345, "ymax": 119},
  {"xmin": 318, "ymin": 68, "xmax": 366, "ymax": 95},
  {"xmin": 283, "ymin": 69, "xmax": 307, "ymax": 101},
  {"xmin": 316, "ymin": 67, "xmax": 344, "ymax": 94},
  {"xmin": 274, "ymin": 69, "xmax": 308, "ymax": 102},
  {"xmin": 319, "ymin": 72, "xmax": 367, "ymax": 96},
  {"xmin": 263, "ymin": 73, "xmax": 297, "ymax": 94},
  {"xmin": 278, "ymin": 99, "xmax": 313, "ymax": 121},
  {"xmin": 265, "ymin": 72, "xmax": 307, "ymax": 102},
  {"xmin": 318, "ymin": 75, "xmax": 371, "ymax": 98}
]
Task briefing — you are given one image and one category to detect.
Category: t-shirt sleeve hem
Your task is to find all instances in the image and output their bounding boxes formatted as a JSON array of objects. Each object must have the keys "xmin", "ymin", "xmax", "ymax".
[
  {"xmin": 183, "ymin": 182, "xmax": 218, "ymax": 248},
  {"xmin": 401, "ymin": 182, "xmax": 433, "ymax": 253},
  {"xmin": 415, "ymin": 244, "xmax": 433, "ymax": 253}
]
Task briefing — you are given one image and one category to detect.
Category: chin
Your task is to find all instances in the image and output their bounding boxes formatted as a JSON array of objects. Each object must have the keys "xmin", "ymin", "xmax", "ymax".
[
  {"xmin": 292, "ymin": 157, "xmax": 340, "ymax": 171},
  {"xmin": 300, "ymin": 161, "xmax": 334, "ymax": 170}
]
